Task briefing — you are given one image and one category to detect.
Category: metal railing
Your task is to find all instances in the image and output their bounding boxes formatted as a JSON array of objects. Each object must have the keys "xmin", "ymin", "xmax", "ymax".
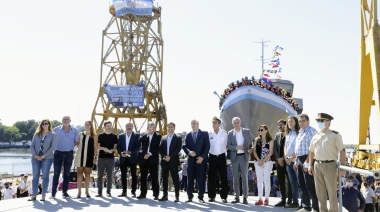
[{"xmin": 338, "ymin": 163, "xmax": 380, "ymax": 212}]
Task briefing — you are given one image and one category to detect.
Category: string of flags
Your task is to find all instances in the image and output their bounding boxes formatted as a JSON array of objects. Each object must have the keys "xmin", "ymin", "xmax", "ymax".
[{"xmin": 260, "ymin": 45, "xmax": 284, "ymax": 85}]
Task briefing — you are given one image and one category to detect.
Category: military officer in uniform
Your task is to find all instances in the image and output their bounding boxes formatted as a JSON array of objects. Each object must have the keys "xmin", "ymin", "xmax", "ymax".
[
  {"xmin": 207, "ymin": 117, "xmax": 228, "ymax": 203},
  {"xmin": 308, "ymin": 113, "xmax": 346, "ymax": 212}
]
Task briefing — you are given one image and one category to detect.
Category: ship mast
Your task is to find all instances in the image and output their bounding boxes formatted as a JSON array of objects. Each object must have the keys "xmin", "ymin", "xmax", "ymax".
[{"xmin": 254, "ymin": 38, "xmax": 272, "ymax": 72}]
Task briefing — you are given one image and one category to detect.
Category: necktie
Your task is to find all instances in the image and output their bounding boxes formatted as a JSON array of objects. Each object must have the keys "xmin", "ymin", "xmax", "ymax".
[
  {"xmin": 148, "ymin": 135, "xmax": 152, "ymax": 153},
  {"xmin": 192, "ymin": 132, "xmax": 197, "ymax": 144},
  {"xmin": 167, "ymin": 135, "xmax": 171, "ymax": 155}
]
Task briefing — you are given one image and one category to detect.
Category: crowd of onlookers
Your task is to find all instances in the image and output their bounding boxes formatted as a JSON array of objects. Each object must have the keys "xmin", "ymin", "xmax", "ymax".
[{"xmin": 218, "ymin": 76, "xmax": 299, "ymax": 111}]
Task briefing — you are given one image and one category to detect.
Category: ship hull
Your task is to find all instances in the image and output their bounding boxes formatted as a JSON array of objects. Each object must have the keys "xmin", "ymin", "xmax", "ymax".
[{"xmin": 220, "ymin": 86, "xmax": 299, "ymax": 136}]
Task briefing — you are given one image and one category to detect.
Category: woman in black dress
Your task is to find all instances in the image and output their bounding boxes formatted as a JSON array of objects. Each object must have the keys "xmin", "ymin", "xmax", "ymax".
[{"xmin": 74, "ymin": 120, "xmax": 98, "ymax": 198}]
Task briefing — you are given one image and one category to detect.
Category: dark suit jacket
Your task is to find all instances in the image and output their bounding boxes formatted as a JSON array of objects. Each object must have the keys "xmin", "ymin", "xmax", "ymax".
[
  {"xmin": 138, "ymin": 132, "xmax": 162, "ymax": 165},
  {"xmin": 117, "ymin": 132, "xmax": 141, "ymax": 164},
  {"xmin": 273, "ymin": 132, "xmax": 285, "ymax": 165},
  {"xmin": 226, "ymin": 128, "xmax": 252, "ymax": 162},
  {"xmin": 183, "ymin": 129, "xmax": 210, "ymax": 166},
  {"xmin": 159, "ymin": 133, "xmax": 182, "ymax": 165}
]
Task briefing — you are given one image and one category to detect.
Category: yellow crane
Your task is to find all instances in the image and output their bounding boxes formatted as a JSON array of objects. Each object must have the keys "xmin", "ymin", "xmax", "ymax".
[
  {"xmin": 352, "ymin": 0, "xmax": 380, "ymax": 169},
  {"xmin": 91, "ymin": 2, "xmax": 167, "ymax": 135}
]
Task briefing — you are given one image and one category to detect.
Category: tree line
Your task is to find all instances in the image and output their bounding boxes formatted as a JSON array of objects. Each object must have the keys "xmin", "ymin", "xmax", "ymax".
[{"xmin": 0, "ymin": 120, "xmax": 84, "ymax": 142}]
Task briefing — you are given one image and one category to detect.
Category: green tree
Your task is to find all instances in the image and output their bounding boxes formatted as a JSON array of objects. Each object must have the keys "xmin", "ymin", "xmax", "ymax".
[
  {"xmin": 1, "ymin": 126, "xmax": 22, "ymax": 142},
  {"xmin": 51, "ymin": 120, "xmax": 62, "ymax": 128},
  {"xmin": 13, "ymin": 120, "xmax": 38, "ymax": 141}
]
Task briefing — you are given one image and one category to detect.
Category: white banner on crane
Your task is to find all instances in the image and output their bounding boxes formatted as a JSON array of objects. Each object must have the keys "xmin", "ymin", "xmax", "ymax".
[{"xmin": 112, "ymin": 0, "xmax": 153, "ymax": 16}]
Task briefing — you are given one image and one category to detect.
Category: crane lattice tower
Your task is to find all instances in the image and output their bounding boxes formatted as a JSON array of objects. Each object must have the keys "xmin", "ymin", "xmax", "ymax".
[{"xmin": 91, "ymin": 4, "xmax": 167, "ymax": 135}]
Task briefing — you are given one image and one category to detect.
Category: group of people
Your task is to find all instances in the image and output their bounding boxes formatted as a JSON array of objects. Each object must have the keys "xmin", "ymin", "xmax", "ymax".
[
  {"xmin": 3, "ymin": 112, "xmax": 362, "ymax": 211},
  {"xmin": 219, "ymin": 76, "xmax": 299, "ymax": 111}
]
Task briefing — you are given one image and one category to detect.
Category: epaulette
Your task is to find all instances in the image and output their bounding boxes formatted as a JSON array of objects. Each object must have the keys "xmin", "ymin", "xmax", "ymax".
[{"xmin": 331, "ymin": 130, "xmax": 339, "ymax": 134}]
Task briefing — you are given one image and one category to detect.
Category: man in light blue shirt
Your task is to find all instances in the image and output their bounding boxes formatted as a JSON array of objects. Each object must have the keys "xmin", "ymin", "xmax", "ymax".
[
  {"xmin": 294, "ymin": 114, "xmax": 318, "ymax": 212},
  {"xmin": 51, "ymin": 116, "xmax": 79, "ymax": 199}
]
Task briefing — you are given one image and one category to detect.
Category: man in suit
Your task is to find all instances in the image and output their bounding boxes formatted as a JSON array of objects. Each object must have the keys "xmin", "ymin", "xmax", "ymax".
[
  {"xmin": 183, "ymin": 120, "xmax": 210, "ymax": 203},
  {"xmin": 273, "ymin": 119, "xmax": 292, "ymax": 207},
  {"xmin": 137, "ymin": 122, "xmax": 161, "ymax": 200},
  {"xmin": 159, "ymin": 122, "xmax": 182, "ymax": 202},
  {"xmin": 116, "ymin": 122, "xmax": 141, "ymax": 197},
  {"xmin": 227, "ymin": 117, "xmax": 252, "ymax": 204}
]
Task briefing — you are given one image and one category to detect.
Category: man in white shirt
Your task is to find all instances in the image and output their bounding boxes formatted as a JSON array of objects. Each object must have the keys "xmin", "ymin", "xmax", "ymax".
[
  {"xmin": 208, "ymin": 116, "xmax": 228, "ymax": 203},
  {"xmin": 3, "ymin": 182, "xmax": 16, "ymax": 200}
]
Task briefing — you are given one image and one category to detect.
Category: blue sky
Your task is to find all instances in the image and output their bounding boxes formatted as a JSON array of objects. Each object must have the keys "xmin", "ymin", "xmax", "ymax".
[{"xmin": 0, "ymin": 0, "xmax": 377, "ymax": 144}]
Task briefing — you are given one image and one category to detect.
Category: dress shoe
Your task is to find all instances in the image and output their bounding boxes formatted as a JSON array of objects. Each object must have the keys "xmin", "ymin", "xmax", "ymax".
[
  {"xmin": 131, "ymin": 193, "xmax": 136, "ymax": 198},
  {"xmin": 106, "ymin": 192, "xmax": 111, "ymax": 197},
  {"xmin": 231, "ymin": 198, "xmax": 240, "ymax": 203},
  {"xmin": 154, "ymin": 196, "xmax": 159, "ymax": 200},
  {"xmin": 222, "ymin": 199, "xmax": 227, "ymax": 203},
  {"xmin": 243, "ymin": 198, "xmax": 248, "ymax": 204},
  {"xmin": 174, "ymin": 197, "xmax": 179, "ymax": 202},
  {"xmin": 198, "ymin": 198, "xmax": 205, "ymax": 203},
  {"xmin": 275, "ymin": 201, "xmax": 286, "ymax": 207},
  {"xmin": 95, "ymin": 194, "xmax": 102, "ymax": 197},
  {"xmin": 63, "ymin": 193, "xmax": 71, "ymax": 199},
  {"xmin": 118, "ymin": 193, "xmax": 127, "ymax": 197},
  {"xmin": 137, "ymin": 195, "xmax": 146, "ymax": 199},
  {"xmin": 185, "ymin": 199, "xmax": 193, "ymax": 203},
  {"xmin": 209, "ymin": 198, "xmax": 215, "ymax": 202},
  {"xmin": 284, "ymin": 203, "xmax": 300, "ymax": 208},
  {"xmin": 159, "ymin": 196, "xmax": 168, "ymax": 201}
]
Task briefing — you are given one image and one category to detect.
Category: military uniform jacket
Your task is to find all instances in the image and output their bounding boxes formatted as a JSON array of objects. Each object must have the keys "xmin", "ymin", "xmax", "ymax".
[{"xmin": 309, "ymin": 129, "xmax": 344, "ymax": 161}]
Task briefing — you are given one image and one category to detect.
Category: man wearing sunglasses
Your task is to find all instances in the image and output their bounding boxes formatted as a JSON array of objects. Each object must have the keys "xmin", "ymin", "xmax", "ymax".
[{"xmin": 308, "ymin": 113, "xmax": 345, "ymax": 212}]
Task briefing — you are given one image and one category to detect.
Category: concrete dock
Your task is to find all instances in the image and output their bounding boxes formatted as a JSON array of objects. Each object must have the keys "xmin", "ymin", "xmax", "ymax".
[{"xmin": 0, "ymin": 188, "xmax": 347, "ymax": 212}]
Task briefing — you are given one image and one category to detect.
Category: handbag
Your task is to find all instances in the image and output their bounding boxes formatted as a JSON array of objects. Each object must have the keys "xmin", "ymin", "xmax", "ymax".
[{"xmin": 70, "ymin": 167, "xmax": 77, "ymax": 182}]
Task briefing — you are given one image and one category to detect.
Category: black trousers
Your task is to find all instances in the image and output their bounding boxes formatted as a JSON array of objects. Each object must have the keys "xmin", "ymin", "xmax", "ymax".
[
  {"xmin": 120, "ymin": 158, "xmax": 137, "ymax": 194},
  {"xmin": 161, "ymin": 161, "xmax": 180, "ymax": 197},
  {"xmin": 276, "ymin": 162, "xmax": 292, "ymax": 203},
  {"xmin": 297, "ymin": 156, "xmax": 319, "ymax": 211},
  {"xmin": 140, "ymin": 161, "xmax": 159, "ymax": 197},
  {"xmin": 365, "ymin": 203, "xmax": 374, "ymax": 212},
  {"xmin": 208, "ymin": 154, "xmax": 228, "ymax": 199}
]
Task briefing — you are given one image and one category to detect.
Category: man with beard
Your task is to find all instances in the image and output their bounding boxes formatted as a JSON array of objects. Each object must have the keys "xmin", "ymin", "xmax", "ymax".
[
  {"xmin": 274, "ymin": 119, "xmax": 292, "ymax": 207},
  {"xmin": 117, "ymin": 122, "xmax": 141, "ymax": 197}
]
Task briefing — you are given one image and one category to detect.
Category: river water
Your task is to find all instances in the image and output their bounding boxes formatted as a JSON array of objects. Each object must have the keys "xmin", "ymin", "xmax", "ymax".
[{"xmin": 0, "ymin": 149, "xmax": 37, "ymax": 176}]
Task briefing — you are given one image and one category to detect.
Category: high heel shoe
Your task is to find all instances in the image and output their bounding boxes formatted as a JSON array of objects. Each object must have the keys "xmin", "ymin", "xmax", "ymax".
[
  {"xmin": 28, "ymin": 195, "xmax": 36, "ymax": 201},
  {"xmin": 40, "ymin": 194, "xmax": 46, "ymax": 201},
  {"xmin": 77, "ymin": 193, "xmax": 81, "ymax": 198},
  {"xmin": 86, "ymin": 192, "xmax": 91, "ymax": 198}
]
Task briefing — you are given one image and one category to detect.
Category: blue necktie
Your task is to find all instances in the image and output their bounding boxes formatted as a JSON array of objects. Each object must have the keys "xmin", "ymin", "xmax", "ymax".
[{"xmin": 192, "ymin": 132, "xmax": 196, "ymax": 144}]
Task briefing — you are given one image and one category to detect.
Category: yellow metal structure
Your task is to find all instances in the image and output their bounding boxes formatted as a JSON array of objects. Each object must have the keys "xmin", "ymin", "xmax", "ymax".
[
  {"xmin": 91, "ymin": 5, "xmax": 167, "ymax": 135},
  {"xmin": 352, "ymin": 0, "xmax": 380, "ymax": 169}
]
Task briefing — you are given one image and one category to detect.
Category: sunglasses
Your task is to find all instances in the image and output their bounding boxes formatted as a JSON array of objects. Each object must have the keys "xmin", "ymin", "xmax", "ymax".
[
  {"xmin": 259, "ymin": 129, "xmax": 265, "ymax": 131},
  {"xmin": 42, "ymin": 122, "xmax": 49, "ymax": 126}
]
